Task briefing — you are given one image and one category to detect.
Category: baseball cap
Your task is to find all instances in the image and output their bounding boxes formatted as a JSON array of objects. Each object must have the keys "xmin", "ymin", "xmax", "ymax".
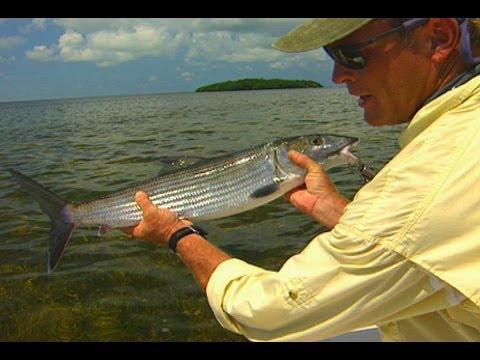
[{"xmin": 273, "ymin": 18, "xmax": 373, "ymax": 52}]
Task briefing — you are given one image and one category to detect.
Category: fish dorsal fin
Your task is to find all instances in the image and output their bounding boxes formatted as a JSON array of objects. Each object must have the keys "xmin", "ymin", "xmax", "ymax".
[{"xmin": 157, "ymin": 156, "xmax": 206, "ymax": 176}]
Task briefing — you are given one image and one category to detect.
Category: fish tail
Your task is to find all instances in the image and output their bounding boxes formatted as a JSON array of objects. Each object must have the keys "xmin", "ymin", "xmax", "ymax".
[{"xmin": 9, "ymin": 169, "xmax": 77, "ymax": 273}]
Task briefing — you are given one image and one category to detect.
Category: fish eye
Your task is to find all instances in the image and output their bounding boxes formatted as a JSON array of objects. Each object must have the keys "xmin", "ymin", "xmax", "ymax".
[{"xmin": 310, "ymin": 137, "xmax": 324, "ymax": 146}]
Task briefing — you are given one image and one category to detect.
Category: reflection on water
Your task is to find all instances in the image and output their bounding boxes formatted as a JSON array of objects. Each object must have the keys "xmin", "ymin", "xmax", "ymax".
[{"xmin": 0, "ymin": 88, "xmax": 405, "ymax": 341}]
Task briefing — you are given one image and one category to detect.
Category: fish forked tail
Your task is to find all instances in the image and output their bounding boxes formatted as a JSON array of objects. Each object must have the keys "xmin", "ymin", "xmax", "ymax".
[{"xmin": 9, "ymin": 169, "xmax": 77, "ymax": 273}]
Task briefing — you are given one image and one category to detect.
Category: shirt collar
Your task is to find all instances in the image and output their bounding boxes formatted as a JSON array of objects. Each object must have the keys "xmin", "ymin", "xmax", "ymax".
[
  {"xmin": 423, "ymin": 64, "xmax": 480, "ymax": 105},
  {"xmin": 399, "ymin": 67, "xmax": 480, "ymax": 148}
]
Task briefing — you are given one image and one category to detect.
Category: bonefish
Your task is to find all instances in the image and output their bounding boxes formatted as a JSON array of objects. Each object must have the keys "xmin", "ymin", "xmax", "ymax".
[{"xmin": 9, "ymin": 134, "xmax": 359, "ymax": 272}]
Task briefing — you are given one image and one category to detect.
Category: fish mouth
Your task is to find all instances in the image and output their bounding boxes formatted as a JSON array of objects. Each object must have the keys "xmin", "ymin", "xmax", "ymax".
[{"xmin": 341, "ymin": 138, "xmax": 361, "ymax": 165}]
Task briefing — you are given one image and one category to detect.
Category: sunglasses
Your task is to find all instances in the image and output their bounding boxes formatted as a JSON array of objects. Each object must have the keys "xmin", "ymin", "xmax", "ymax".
[{"xmin": 324, "ymin": 18, "xmax": 430, "ymax": 70}]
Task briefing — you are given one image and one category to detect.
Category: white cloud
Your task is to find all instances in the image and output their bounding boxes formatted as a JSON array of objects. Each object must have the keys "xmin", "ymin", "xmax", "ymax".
[
  {"xmin": 26, "ymin": 45, "xmax": 58, "ymax": 62},
  {"xmin": 0, "ymin": 55, "xmax": 15, "ymax": 62},
  {"xmin": 53, "ymin": 18, "xmax": 153, "ymax": 33},
  {"xmin": 59, "ymin": 30, "xmax": 85, "ymax": 47},
  {"xmin": 0, "ymin": 35, "xmax": 25, "ymax": 48},
  {"xmin": 32, "ymin": 18, "xmax": 48, "ymax": 29},
  {"xmin": 180, "ymin": 71, "xmax": 194, "ymax": 81},
  {"xmin": 22, "ymin": 18, "xmax": 49, "ymax": 33},
  {"xmin": 86, "ymin": 24, "xmax": 180, "ymax": 55},
  {"xmin": 25, "ymin": 18, "xmax": 309, "ymax": 68},
  {"xmin": 271, "ymin": 61, "xmax": 289, "ymax": 70}
]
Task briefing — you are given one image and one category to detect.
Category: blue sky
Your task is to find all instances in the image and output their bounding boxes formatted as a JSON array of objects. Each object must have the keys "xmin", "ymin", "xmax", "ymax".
[{"xmin": 0, "ymin": 18, "xmax": 337, "ymax": 102}]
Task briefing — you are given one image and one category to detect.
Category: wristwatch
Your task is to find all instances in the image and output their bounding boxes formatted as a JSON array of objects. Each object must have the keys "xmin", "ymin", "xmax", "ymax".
[{"xmin": 168, "ymin": 224, "xmax": 208, "ymax": 253}]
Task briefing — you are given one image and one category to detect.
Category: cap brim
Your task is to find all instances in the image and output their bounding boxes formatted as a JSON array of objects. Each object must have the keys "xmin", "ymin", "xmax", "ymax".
[{"xmin": 273, "ymin": 18, "xmax": 373, "ymax": 53}]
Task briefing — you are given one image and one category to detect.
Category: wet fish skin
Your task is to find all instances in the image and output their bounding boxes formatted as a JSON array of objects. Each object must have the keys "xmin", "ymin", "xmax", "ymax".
[{"xmin": 9, "ymin": 134, "xmax": 359, "ymax": 273}]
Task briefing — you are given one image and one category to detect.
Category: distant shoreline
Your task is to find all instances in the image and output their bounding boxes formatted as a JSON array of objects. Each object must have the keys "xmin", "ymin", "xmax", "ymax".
[
  {"xmin": 195, "ymin": 78, "xmax": 323, "ymax": 92},
  {"xmin": 1, "ymin": 86, "xmax": 338, "ymax": 104}
]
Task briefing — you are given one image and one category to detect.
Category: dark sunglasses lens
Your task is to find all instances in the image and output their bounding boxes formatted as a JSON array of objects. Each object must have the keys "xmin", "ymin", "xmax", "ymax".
[{"xmin": 325, "ymin": 47, "xmax": 365, "ymax": 69}]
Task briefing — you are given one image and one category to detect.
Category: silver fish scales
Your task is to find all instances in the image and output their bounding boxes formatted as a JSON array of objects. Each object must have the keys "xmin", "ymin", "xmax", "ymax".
[{"xmin": 9, "ymin": 134, "xmax": 359, "ymax": 272}]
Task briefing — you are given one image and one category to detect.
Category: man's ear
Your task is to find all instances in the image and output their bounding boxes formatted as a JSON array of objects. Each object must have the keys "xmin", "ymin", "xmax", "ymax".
[{"xmin": 428, "ymin": 18, "xmax": 461, "ymax": 63}]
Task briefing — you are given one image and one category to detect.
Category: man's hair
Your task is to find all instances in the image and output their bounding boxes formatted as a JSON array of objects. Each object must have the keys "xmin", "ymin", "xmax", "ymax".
[
  {"xmin": 469, "ymin": 18, "xmax": 480, "ymax": 45},
  {"xmin": 386, "ymin": 18, "xmax": 480, "ymax": 46}
]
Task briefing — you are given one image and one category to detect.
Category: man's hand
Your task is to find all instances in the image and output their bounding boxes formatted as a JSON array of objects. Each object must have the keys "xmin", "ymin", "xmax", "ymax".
[
  {"xmin": 121, "ymin": 191, "xmax": 190, "ymax": 245},
  {"xmin": 285, "ymin": 150, "xmax": 350, "ymax": 228},
  {"xmin": 121, "ymin": 191, "xmax": 231, "ymax": 291}
]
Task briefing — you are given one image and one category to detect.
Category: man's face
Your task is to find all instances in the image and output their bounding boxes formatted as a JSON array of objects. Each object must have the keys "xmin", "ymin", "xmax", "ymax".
[{"xmin": 328, "ymin": 19, "xmax": 436, "ymax": 127}]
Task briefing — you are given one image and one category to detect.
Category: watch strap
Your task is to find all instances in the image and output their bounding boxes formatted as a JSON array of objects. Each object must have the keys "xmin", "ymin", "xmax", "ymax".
[{"xmin": 168, "ymin": 225, "xmax": 208, "ymax": 253}]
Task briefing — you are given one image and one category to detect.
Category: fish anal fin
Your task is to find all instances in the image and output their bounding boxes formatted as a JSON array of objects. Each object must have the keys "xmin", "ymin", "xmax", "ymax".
[{"xmin": 98, "ymin": 224, "xmax": 111, "ymax": 236}]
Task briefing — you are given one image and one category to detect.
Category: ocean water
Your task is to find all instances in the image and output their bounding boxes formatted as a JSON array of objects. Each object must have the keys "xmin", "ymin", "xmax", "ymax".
[{"xmin": 0, "ymin": 88, "xmax": 405, "ymax": 341}]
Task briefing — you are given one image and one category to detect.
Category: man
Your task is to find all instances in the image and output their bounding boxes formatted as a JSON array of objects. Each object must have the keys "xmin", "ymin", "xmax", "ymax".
[{"xmin": 123, "ymin": 18, "xmax": 480, "ymax": 341}]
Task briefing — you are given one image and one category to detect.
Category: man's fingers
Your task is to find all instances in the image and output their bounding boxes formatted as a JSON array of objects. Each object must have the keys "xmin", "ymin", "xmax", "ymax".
[
  {"xmin": 135, "ymin": 191, "xmax": 156, "ymax": 215},
  {"xmin": 120, "ymin": 226, "xmax": 134, "ymax": 235},
  {"xmin": 288, "ymin": 150, "xmax": 323, "ymax": 173}
]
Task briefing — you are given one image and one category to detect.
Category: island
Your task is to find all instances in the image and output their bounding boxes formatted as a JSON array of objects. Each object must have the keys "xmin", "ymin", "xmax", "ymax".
[{"xmin": 195, "ymin": 78, "xmax": 323, "ymax": 92}]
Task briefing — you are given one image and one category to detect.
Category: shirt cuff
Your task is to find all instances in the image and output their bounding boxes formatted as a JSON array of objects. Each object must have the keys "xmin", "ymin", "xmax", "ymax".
[{"xmin": 206, "ymin": 257, "xmax": 267, "ymax": 333}]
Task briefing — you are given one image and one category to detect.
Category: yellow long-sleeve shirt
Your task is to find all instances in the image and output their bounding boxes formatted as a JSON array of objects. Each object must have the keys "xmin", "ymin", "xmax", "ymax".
[{"xmin": 206, "ymin": 73, "xmax": 480, "ymax": 342}]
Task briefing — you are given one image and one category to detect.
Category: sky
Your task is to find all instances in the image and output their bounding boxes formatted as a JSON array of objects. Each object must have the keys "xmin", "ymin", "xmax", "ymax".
[{"xmin": 0, "ymin": 18, "xmax": 337, "ymax": 102}]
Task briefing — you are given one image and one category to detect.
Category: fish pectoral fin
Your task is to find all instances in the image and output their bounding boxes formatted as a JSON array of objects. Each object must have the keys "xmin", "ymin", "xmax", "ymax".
[{"xmin": 250, "ymin": 183, "xmax": 280, "ymax": 199}]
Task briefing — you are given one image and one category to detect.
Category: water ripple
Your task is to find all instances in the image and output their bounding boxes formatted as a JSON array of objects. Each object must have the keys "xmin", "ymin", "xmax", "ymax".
[{"xmin": 0, "ymin": 88, "xmax": 402, "ymax": 341}]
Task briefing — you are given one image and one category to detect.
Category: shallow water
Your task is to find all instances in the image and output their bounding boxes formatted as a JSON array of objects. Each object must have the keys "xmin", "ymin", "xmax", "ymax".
[{"xmin": 0, "ymin": 88, "xmax": 404, "ymax": 341}]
